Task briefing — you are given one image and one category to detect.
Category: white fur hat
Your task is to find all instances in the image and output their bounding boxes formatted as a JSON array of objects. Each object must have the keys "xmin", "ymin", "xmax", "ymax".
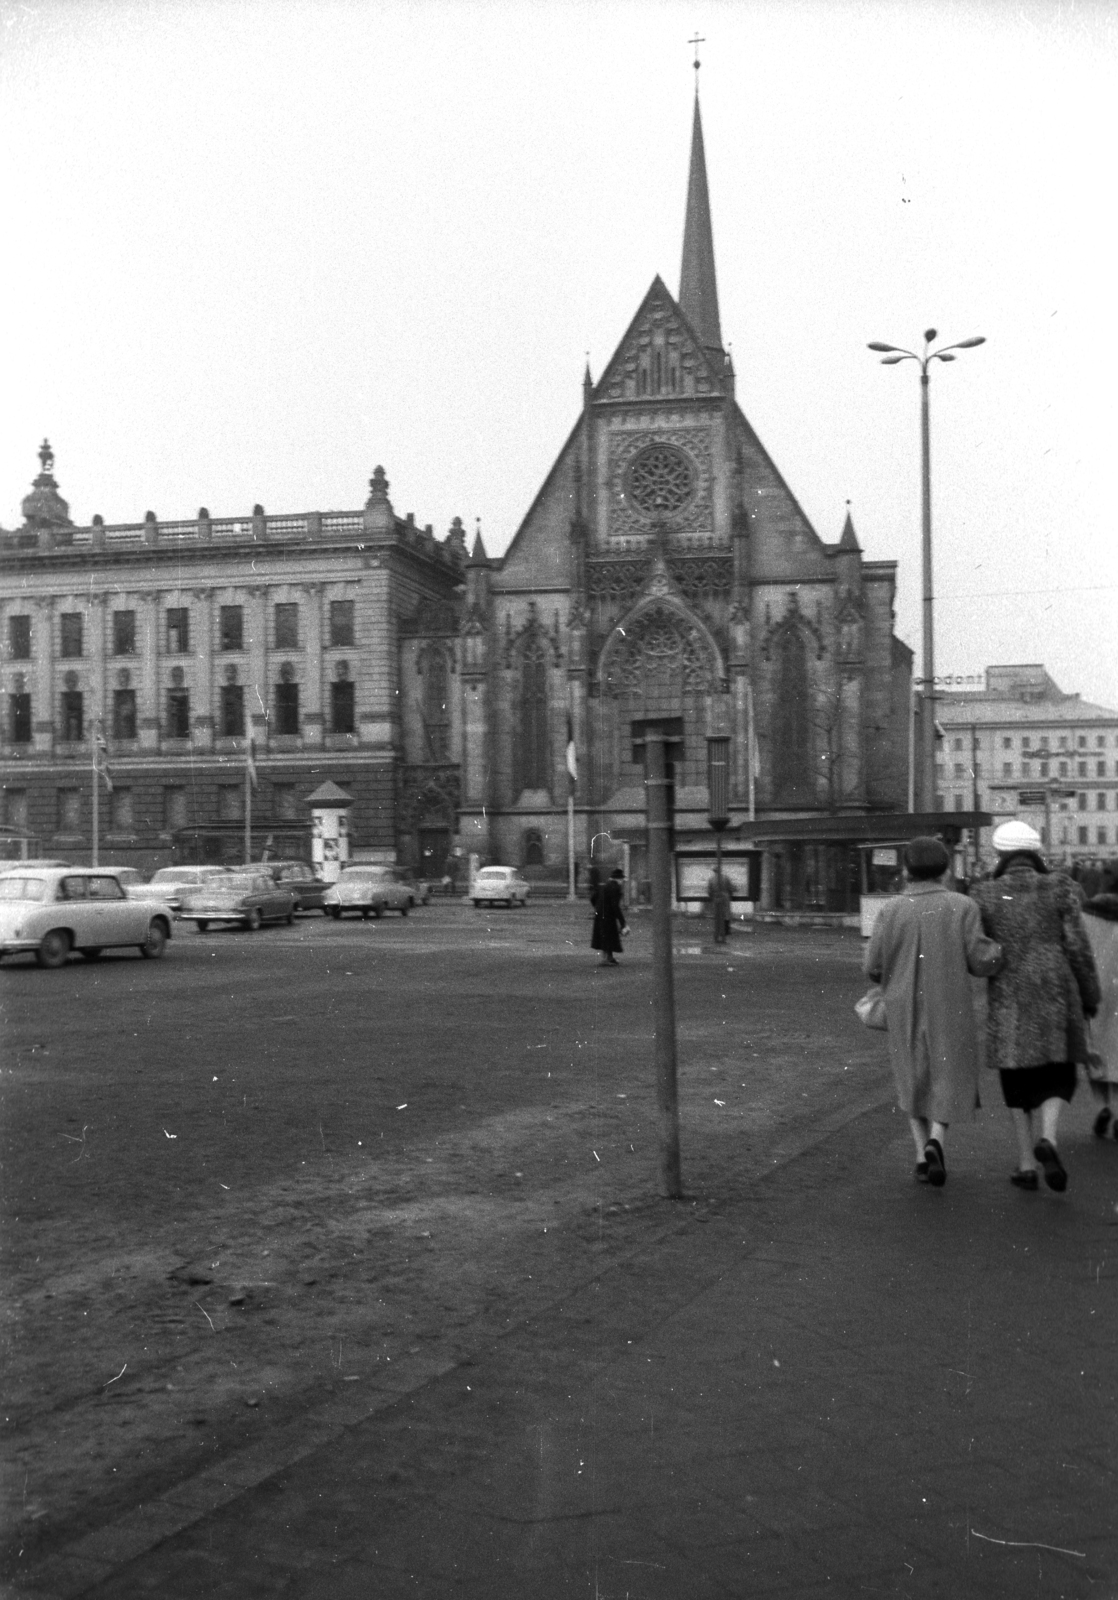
[{"xmin": 992, "ymin": 819, "xmax": 1043, "ymax": 855}]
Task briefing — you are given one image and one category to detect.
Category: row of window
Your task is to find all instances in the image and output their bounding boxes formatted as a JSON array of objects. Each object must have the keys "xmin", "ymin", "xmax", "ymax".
[
  {"xmin": 5, "ymin": 682, "xmax": 357, "ymax": 744},
  {"xmin": 941, "ymin": 761, "xmax": 1116, "ymax": 780},
  {"xmin": 1, "ymin": 781, "xmax": 305, "ymax": 837},
  {"xmin": 5, "ymin": 601, "xmax": 356, "ymax": 661},
  {"xmin": 948, "ymin": 732, "xmax": 1115, "ymax": 752}
]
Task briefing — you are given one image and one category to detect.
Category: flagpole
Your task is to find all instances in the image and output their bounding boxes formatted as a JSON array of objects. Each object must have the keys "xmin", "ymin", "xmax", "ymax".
[
  {"xmin": 566, "ymin": 711, "xmax": 578, "ymax": 901},
  {"xmin": 91, "ymin": 723, "xmax": 99, "ymax": 868},
  {"xmin": 746, "ymin": 683, "xmax": 757, "ymax": 822},
  {"xmin": 244, "ymin": 743, "xmax": 251, "ymax": 866}
]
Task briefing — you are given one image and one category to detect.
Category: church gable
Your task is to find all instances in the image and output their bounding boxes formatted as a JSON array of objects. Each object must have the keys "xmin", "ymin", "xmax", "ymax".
[
  {"xmin": 595, "ymin": 278, "xmax": 727, "ymax": 405},
  {"xmin": 733, "ymin": 410, "xmax": 832, "ymax": 581}
]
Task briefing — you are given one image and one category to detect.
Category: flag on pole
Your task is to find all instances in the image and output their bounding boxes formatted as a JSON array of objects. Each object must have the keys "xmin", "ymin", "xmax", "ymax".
[
  {"xmin": 565, "ymin": 716, "xmax": 578, "ymax": 787},
  {"xmin": 94, "ymin": 724, "xmax": 113, "ymax": 791},
  {"xmin": 245, "ymin": 736, "xmax": 258, "ymax": 790}
]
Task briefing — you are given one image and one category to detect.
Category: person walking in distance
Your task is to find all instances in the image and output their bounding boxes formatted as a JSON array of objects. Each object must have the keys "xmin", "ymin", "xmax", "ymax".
[
  {"xmin": 592, "ymin": 868, "xmax": 628, "ymax": 968},
  {"xmin": 864, "ymin": 837, "xmax": 1003, "ymax": 1186},
  {"xmin": 971, "ymin": 820, "xmax": 1101, "ymax": 1192}
]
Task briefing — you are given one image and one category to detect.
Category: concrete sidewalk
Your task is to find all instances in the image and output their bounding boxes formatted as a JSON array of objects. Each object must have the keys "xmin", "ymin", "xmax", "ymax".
[{"xmin": 17, "ymin": 1093, "xmax": 1118, "ymax": 1600}]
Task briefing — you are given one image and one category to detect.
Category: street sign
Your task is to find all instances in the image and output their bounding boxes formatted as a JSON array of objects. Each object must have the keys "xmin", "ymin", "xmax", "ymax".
[{"xmin": 1017, "ymin": 791, "xmax": 1047, "ymax": 807}]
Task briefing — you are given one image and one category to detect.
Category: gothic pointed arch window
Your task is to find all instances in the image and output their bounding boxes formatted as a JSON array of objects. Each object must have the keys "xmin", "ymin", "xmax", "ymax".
[
  {"xmin": 772, "ymin": 622, "xmax": 813, "ymax": 802},
  {"xmin": 421, "ymin": 647, "xmax": 450, "ymax": 761},
  {"xmin": 601, "ymin": 601, "xmax": 717, "ymax": 790},
  {"xmin": 519, "ymin": 635, "xmax": 550, "ymax": 791}
]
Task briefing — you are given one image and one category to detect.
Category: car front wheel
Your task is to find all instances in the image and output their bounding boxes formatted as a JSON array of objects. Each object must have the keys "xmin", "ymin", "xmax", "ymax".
[
  {"xmin": 245, "ymin": 909, "xmax": 262, "ymax": 932},
  {"xmin": 196, "ymin": 920, "xmax": 210, "ymax": 932},
  {"xmin": 140, "ymin": 922, "xmax": 168, "ymax": 960},
  {"xmin": 36, "ymin": 929, "xmax": 71, "ymax": 969}
]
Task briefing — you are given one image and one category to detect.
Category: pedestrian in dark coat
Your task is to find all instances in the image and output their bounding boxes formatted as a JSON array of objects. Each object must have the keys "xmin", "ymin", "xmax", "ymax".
[
  {"xmin": 971, "ymin": 820, "xmax": 1101, "ymax": 1191},
  {"xmin": 591, "ymin": 868, "xmax": 627, "ymax": 967},
  {"xmin": 864, "ymin": 837, "xmax": 1002, "ymax": 1185}
]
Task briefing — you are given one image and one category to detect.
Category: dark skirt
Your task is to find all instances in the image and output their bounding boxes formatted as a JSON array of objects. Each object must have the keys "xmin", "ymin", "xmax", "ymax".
[{"xmin": 999, "ymin": 1061, "xmax": 1077, "ymax": 1112}]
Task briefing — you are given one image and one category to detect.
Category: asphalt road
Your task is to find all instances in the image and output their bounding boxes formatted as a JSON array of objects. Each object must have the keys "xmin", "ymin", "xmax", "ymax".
[{"xmin": 1, "ymin": 903, "xmax": 886, "ymax": 1579}]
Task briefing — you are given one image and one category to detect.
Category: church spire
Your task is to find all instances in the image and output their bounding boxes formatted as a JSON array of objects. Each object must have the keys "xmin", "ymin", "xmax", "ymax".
[{"xmin": 679, "ymin": 90, "xmax": 723, "ymax": 361}]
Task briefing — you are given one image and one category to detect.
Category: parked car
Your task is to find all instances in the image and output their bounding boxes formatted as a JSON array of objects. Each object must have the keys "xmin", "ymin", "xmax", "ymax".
[
  {"xmin": 471, "ymin": 866, "xmax": 531, "ymax": 908},
  {"xmin": 0, "ymin": 858, "xmax": 71, "ymax": 875},
  {"xmin": 179, "ymin": 872, "xmax": 297, "ymax": 932},
  {"xmin": 0, "ymin": 868, "xmax": 173, "ymax": 967},
  {"xmin": 263, "ymin": 860, "xmax": 330, "ymax": 914},
  {"xmin": 323, "ymin": 865, "xmax": 413, "ymax": 919},
  {"xmin": 395, "ymin": 869, "xmax": 431, "ymax": 907},
  {"xmin": 125, "ymin": 864, "xmax": 231, "ymax": 918}
]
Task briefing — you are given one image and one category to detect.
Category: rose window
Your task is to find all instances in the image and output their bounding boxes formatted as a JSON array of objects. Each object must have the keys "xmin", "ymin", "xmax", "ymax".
[{"xmin": 626, "ymin": 444, "xmax": 696, "ymax": 516}]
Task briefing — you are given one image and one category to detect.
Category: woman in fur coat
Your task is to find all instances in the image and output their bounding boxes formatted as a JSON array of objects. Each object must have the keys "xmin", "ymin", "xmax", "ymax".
[
  {"xmin": 1082, "ymin": 869, "xmax": 1118, "ymax": 1139},
  {"xmin": 972, "ymin": 821, "xmax": 1101, "ymax": 1191}
]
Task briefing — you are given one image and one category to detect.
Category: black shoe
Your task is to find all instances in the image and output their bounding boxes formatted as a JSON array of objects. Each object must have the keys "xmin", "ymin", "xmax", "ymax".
[
  {"xmin": 1010, "ymin": 1169, "xmax": 1039, "ymax": 1191},
  {"xmin": 1093, "ymin": 1106, "xmax": 1114, "ymax": 1140},
  {"xmin": 923, "ymin": 1139, "xmax": 946, "ymax": 1187},
  {"xmin": 914, "ymin": 1161, "xmax": 929, "ymax": 1183},
  {"xmin": 1033, "ymin": 1139, "xmax": 1067, "ymax": 1192}
]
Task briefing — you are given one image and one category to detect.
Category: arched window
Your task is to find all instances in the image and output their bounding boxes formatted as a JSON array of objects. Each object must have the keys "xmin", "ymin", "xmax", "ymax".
[
  {"xmin": 772, "ymin": 625, "xmax": 812, "ymax": 801},
  {"xmin": 422, "ymin": 649, "xmax": 450, "ymax": 761},
  {"xmin": 524, "ymin": 828, "xmax": 544, "ymax": 866},
  {"xmin": 519, "ymin": 639, "xmax": 550, "ymax": 791}
]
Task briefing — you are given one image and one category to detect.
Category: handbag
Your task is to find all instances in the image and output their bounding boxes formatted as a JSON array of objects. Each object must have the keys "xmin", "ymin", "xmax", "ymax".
[{"xmin": 855, "ymin": 985, "xmax": 888, "ymax": 1031}]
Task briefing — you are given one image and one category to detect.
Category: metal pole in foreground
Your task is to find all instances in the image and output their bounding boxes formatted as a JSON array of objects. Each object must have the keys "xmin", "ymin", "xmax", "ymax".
[{"xmin": 644, "ymin": 727, "xmax": 683, "ymax": 1199}]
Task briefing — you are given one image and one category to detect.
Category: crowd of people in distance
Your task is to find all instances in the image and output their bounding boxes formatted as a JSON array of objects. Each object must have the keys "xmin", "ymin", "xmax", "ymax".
[{"xmin": 865, "ymin": 821, "xmax": 1118, "ymax": 1191}]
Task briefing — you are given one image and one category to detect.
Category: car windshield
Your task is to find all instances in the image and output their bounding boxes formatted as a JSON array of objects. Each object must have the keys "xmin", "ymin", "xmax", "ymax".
[
  {"xmin": 152, "ymin": 868, "xmax": 204, "ymax": 883},
  {"xmin": 344, "ymin": 868, "xmax": 388, "ymax": 880},
  {"xmin": 217, "ymin": 875, "xmax": 257, "ymax": 892},
  {"xmin": 0, "ymin": 877, "xmax": 47, "ymax": 901},
  {"xmin": 477, "ymin": 870, "xmax": 509, "ymax": 879}
]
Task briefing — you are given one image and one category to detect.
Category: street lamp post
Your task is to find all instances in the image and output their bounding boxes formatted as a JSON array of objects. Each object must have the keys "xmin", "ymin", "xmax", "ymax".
[{"xmin": 868, "ymin": 329, "xmax": 985, "ymax": 814}]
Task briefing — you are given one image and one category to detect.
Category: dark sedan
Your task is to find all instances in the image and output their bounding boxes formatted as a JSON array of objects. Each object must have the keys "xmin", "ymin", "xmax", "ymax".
[
  {"xmin": 178, "ymin": 872, "xmax": 297, "ymax": 932},
  {"xmin": 263, "ymin": 860, "xmax": 330, "ymax": 914}
]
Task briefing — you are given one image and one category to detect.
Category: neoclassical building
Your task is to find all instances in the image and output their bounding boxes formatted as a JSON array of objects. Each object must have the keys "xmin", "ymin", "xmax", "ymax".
[{"xmin": 1, "ymin": 92, "xmax": 912, "ymax": 902}]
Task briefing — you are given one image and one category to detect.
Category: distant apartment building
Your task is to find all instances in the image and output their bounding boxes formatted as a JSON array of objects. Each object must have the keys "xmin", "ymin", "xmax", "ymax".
[{"xmin": 936, "ymin": 664, "xmax": 1118, "ymax": 863}]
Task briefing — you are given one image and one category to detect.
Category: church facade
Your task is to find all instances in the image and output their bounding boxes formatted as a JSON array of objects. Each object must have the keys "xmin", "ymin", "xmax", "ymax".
[
  {"xmin": 434, "ymin": 97, "xmax": 912, "ymax": 904},
  {"xmin": 1, "ymin": 95, "xmax": 911, "ymax": 906}
]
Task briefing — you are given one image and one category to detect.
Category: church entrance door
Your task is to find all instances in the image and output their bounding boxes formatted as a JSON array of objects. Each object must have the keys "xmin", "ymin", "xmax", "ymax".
[{"xmin": 418, "ymin": 827, "xmax": 451, "ymax": 879}]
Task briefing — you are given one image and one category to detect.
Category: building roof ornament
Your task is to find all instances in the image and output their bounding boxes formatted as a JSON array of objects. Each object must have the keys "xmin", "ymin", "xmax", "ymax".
[{"xmin": 21, "ymin": 438, "xmax": 73, "ymax": 532}]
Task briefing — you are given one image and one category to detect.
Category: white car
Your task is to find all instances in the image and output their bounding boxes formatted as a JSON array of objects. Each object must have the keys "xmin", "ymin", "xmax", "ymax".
[
  {"xmin": 323, "ymin": 866, "xmax": 413, "ymax": 919},
  {"xmin": 471, "ymin": 866, "xmax": 530, "ymax": 908},
  {"xmin": 124, "ymin": 864, "xmax": 231, "ymax": 917},
  {"xmin": 0, "ymin": 868, "xmax": 173, "ymax": 968}
]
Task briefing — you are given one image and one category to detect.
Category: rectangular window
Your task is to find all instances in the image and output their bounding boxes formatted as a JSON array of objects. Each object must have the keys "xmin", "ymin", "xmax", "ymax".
[
  {"xmin": 1021, "ymin": 761, "xmax": 1032, "ymax": 778},
  {"xmin": 166, "ymin": 687, "xmax": 190, "ymax": 739},
  {"xmin": 219, "ymin": 683, "xmax": 245, "ymax": 738},
  {"xmin": 1097, "ymin": 792, "xmax": 1107, "ymax": 811},
  {"xmin": 275, "ymin": 680, "xmax": 300, "ymax": 735},
  {"xmin": 166, "ymin": 607, "xmax": 189, "ymax": 654},
  {"xmin": 953, "ymin": 794, "xmax": 964, "ymax": 811},
  {"xmin": 273, "ymin": 783, "xmax": 297, "ymax": 821},
  {"xmin": 1098, "ymin": 736, "xmax": 1107, "ymax": 748},
  {"xmin": 1022, "ymin": 737, "xmax": 1031, "ymax": 750},
  {"xmin": 1098, "ymin": 762, "xmax": 1107, "ymax": 778},
  {"xmin": 1058, "ymin": 761, "xmax": 1068, "ymax": 777},
  {"xmin": 953, "ymin": 763, "xmax": 964, "ymax": 778},
  {"xmin": 112, "ymin": 689, "xmax": 137, "ymax": 741},
  {"xmin": 112, "ymin": 610, "xmax": 136, "ymax": 655},
  {"xmin": 1078, "ymin": 735, "xmax": 1088, "ymax": 748},
  {"xmin": 1099, "ymin": 828, "xmax": 1109, "ymax": 846},
  {"xmin": 9, "ymin": 693, "xmax": 31, "ymax": 744},
  {"xmin": 3, "ymin": 788, "xmax": 29, "ymax": 831},
  {"xmin": 1058, "ymin": 736, "xmax": 1068, "ymax": 750},
  {"xmin": 1077, "ymin": 793, "xmax": 1088, "ymax": 811},
  {"xmin": 60, "ymin": 612, "xmax": 83, "ymax": 657},
  {"xmin": 218, "ymin": 784, "xmax": 243, "ymax": 822},
  {"xmin": 164, "ymin": 786, "xmax": 187, "ymax": 831},
  {"xmin": 219, "ymin": 605, "xmax": 243, "ymax": 652},
  {"xmin": 1002, "ymin": 762, "xmax": 1012, "ymax": 778},
  {"xmin": 8, "ymin": 614, "xmax": 31, "ymax": 659},
  {"xmin": 274, "ymin": 603, "xmax": 299, "ymax": 650},
  {"xmin": 952, "ymin": 737, "xmax": 963, "ymax": 752},
  {"xmin": 109, "ymin": 788, "xmax": 134, "ymax": 832},
  {"xmin": 1039, "ymin": 762, "xmax": 1049, "ymax": 778},
  {"xmin": 61, "ymin": 689, "xmax": 84, "ymax": 742},
  {"xmin": 1002, "ymin": 737, "xmax": 1012, "ymax": 750},
  {"xmin": 331, "ymin": 679, "xmax": 355, "ymax": 735},
  {"xmin": 1078, "ymin": 762, "xmax": 1088, "ymax": 777},
  {"xmin": 329, "ymin": 600, "xmax": 355, "ymax": 647},
  {"xmin": 57, "ymin": 788, "xmax": 81, "ymax": 832},
  {"xmin": 1078, "ymin": 826, "xmax": 1089, "ymax": 846}
]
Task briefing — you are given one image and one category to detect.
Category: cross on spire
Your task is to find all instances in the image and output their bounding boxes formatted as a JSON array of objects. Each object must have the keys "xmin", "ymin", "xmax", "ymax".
[{"xmin": 688, "ymin": 32, "xmax": 704, "ymax": 76}]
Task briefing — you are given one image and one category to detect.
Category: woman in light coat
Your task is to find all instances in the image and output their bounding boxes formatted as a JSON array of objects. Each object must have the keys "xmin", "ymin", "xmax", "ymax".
[
  {"xmin": 971, "ymin": 821, "xmax": 1100, "ymax": 1191},
  {"xmin": 865, "ymin": 837, "xmax": 1002, "ymax": 1186}
]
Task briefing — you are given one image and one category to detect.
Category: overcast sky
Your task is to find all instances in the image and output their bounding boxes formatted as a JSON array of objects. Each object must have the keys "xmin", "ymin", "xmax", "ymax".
[{"xmin": 2, "ymin": 0, "xmax": 1115, "ymax": 709}]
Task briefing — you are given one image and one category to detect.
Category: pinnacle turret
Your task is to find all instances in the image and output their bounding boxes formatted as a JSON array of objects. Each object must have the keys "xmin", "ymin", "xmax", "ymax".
[{"xmin": 679, "ymin": 96, "xmax": 723, "ymax": 362}]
